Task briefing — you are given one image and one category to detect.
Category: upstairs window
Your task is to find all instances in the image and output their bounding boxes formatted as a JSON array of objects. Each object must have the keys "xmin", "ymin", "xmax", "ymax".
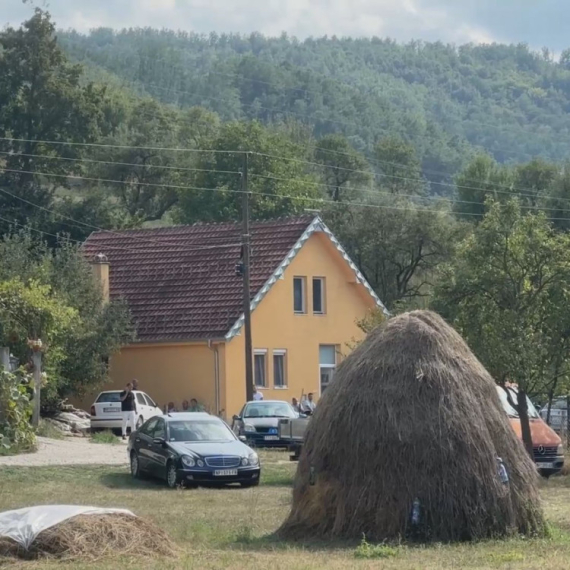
[
  {"xmin": 293, "ymin": 277, "xmax": 306, "ymax": 314},
  {"xmin": 313, "ymin": 277, "xmax": 326, "ymax": 314}
]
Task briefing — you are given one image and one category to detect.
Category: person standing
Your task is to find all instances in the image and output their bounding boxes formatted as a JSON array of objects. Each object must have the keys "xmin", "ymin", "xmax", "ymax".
[
  {"xmin": 182, "ymin": 399, "xmax": 190, "ymax": 411},
  {"xmin": 132, "ymin": 378, "xmax": 139, "ymax": 391},
  {"xmin": 252, "ymin": 386, "xmax": 264, "ymax": 401},
  {"xmin": 306, "ymin": 393, "xmax": 316, "ymax": 414},
  {"xmin": 291, "ymin": 397, "xmax": 300, "ymax": 413},
  {"xmin": 188, "ymin": 398, "xmax": 203, "ymax": 412},
  {"xmin": 120, "ymin": 382, "xmax": 136, "ymax": 440}
]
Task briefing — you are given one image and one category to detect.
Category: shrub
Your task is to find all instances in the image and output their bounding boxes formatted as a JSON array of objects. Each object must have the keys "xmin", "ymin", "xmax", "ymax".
[{"xmin": 0, "ymin": 368, "xmax": 35, "ymax": 451}]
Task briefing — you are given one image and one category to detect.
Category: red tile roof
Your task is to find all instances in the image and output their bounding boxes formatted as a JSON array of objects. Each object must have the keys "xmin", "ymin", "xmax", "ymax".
[{"xmin": 83, "ymin": 216, "xmax": 314, "ymax": 342}]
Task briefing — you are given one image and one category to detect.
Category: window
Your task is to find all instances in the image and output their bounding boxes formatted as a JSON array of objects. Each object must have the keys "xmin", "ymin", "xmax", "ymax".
[
  {"xmin": 153, "ymin": 419, "xmax": 166, "ymax": 440},
  {"xmin": 313, "ymin": 277, "xmax": 326, "ymax": 314},
  {"xmin": 140, "ymin": 417, "xmax": 159, "ymax": 436},
  {"xmin": 143, "ymin": 394, "xmax": 156, "ymax": 408},
  {"xmin": 319, "ymin": 345, "xmax": 337, "ymax": 394},
  {"xmin": 254, "ymin": 350, "xmax": 267, "ymax": 388},
  {"xmin": 96, "ymin": 392, "xmax": 121, "ymax": 403},
  {"xmin": 273, "ymin": 350, "xmax": 287, "ymax": 388},
  {"xmin": 136, "ymin": 393, "xmax": 146, "ymax": 406},
  {"xmin": 293, "ymin": 277, "xmax": 306, "ymax": 313},
  {"xmin": 244, "ymin": 402, "xmax": 296, "ymax": 418}
]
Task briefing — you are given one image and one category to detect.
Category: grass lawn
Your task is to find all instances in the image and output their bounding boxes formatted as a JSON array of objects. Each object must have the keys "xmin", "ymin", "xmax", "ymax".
[{"xmin": 2, "ymin": 450, "xmax": 570, "ymax": 569}]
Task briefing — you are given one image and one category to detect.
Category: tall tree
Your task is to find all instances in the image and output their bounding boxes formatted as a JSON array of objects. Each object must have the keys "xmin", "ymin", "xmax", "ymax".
[
  {"xmin": 0, "ymin": 9, "xmax": 106, "ymax": 234},
  {"xmin": 314, "ymin": 134, "xmax": 371, "ymax": 201},
  {"xmin": 432, "ymin": 200, "xmax": 570, "ymax": 456},
  {"xmin": 375, "ymin": 136, "xmax": 425, "ymax": 195}
]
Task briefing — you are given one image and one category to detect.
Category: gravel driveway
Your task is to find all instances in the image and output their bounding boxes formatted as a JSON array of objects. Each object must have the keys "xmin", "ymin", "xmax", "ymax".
[{"xmin": 0, "ymin": 437, "xmax": 129, "ymax": 467}]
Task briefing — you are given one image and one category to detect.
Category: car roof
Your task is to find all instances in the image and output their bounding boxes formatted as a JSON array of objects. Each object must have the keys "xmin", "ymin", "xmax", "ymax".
[
  {"xmin": 245, "ymin": 400, "xmax": 290, "ymax": 405},
  {"xmin": 98, "ymin": 389, "xmax": 143, "ymax": 394},
  {"xmin": 164, "ymin": 412, "xmax": 212, "ymax": 421}
]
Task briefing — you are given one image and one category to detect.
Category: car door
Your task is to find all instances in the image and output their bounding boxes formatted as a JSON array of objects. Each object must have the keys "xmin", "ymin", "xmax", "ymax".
[
  {"xmin": 135, "ymin": 417, "xmax": 159, "ymax": 472},
  {"xmin": 135, "ymin": 392, "xmax": 149, "ymax": 424},
  {"xmin": 148, "ymin": 418, "xmax": 169, "ymax": 477}
]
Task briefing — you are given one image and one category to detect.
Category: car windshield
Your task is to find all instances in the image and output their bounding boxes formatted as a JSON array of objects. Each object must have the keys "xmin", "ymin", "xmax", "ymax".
[
  {"xmin": 168, "ymin": 420, "xmax": 234, "ymax": 443},
  {"xmin": 96, "ymin": 392, "xmax": 121, "ymax": 403},
  {"xmin": 497, "ymin": 387, "xmax": 539, "ymax": 419},
  {"xmin": 244, "ymin": 402, "xmax": 295, "ymax": 418}
]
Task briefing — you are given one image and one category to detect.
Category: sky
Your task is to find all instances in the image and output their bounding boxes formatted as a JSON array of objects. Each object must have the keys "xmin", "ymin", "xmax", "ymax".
[{"xmin": 1, "ymin": 0, "xmax": 569, "ymax": 52}]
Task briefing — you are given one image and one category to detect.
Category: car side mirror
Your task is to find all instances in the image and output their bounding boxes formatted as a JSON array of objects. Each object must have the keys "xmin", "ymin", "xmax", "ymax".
[
  {"xmin": 153, "ymin": 437, "xmax": 166, "ymax": 446},
  {"xmin": 233, "ymin": 415, "xmax": 241, "ymax": 421},
  {"xmin": 238, "ymin": 435, "xmax": 247, "ymax": 442}
]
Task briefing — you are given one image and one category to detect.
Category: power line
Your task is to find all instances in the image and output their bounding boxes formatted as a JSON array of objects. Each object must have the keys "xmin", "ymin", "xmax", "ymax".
[{"xmin": 5, "ymin": 164, "xmax": 570, "ymax": 222}]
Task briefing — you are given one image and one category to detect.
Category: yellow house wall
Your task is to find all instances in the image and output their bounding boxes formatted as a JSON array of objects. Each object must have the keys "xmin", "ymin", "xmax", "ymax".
[
  {"xmin": 223, "ymin": 231, "xmax": 377, "ymax": 418},
  {"xmin": 74, "ymin": 342, "xmax": 221, "ymax": 414}
]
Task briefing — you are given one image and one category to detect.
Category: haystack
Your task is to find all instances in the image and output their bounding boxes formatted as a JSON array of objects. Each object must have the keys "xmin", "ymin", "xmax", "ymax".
[
  {"xmin": 0, "ymin": 514, "xmax": 176, "ymax": 560},
  {"xmin": 279, "ymin": 310, "xmax": 545, "ymax": 542}
]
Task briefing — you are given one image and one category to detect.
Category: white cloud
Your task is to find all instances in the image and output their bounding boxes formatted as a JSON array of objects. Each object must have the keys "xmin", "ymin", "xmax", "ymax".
[{"xmin": 1, "ymin": 0, "xmax": 567, "ymax": 49}]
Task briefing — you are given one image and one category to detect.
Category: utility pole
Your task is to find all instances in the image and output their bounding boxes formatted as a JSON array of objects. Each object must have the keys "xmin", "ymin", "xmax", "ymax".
[{"xmin": 241, "ymin": 152, "xmax": 254, "ymax": 402}]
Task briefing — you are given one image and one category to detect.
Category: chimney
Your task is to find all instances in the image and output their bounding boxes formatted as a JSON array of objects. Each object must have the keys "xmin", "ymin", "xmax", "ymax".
[{"xmin": 91, "ymin": 253, "xmax": 110, "ymax": 303}]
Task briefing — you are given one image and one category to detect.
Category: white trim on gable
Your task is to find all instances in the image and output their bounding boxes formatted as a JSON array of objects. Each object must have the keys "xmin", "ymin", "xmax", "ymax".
[{"xmin": 224, "ymin": 216, "xmax": 389, "ymax": 341}]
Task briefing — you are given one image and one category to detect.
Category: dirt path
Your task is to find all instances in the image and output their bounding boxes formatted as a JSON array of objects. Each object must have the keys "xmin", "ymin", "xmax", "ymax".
[{"xmin": 0, "ymin": 437, "xmax": 129, "ymax": 467}]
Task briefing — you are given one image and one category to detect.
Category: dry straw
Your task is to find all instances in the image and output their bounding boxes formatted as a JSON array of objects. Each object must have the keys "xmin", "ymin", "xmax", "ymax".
[
  {"xmin": 279, "ymin": 310, "xmax": 546, "ymax": 542},
  {"xmin": 0, "ymin": 514, "xmax": 177, "ymax": 561}
]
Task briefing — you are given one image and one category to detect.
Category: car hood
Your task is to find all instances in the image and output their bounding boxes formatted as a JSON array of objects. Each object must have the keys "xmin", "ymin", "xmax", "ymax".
[
  {"xmin": 508, "ymin": 418, "xmax": 561, "ymax": 446},
  {"xmin": 167, "ymin": 440, "xmax": 252, "ymax": 457}
]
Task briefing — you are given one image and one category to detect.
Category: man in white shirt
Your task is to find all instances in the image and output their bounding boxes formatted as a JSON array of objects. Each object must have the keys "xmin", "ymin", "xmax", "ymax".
[
  {"xmin": 301, "ymin": 393, "xmax": 316, "ymax": 415},
  {"xmin": 252, "ymin": 386, "xmax": 264, "ymax": 401}
]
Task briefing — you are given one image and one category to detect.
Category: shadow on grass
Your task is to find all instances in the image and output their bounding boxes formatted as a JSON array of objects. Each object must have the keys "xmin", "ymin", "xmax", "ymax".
[
  {"xmin": 100, "ymin": 471, "xmax": 167, "ymax": 491},
  {"xmin": 231, "ymin": 531, "xmax": 361, "ymax": 553}
]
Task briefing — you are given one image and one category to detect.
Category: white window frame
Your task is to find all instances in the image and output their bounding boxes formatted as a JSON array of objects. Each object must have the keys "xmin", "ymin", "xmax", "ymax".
[
  {"xmin": 319, "ymin": 345, "xmax": 337, "ymax": 396},
  {"xmin": 312, "ymin": 277, "xmax": 326, "ymax": 314},
  {"xmin": 254, "ymin": 349, "xmax": 268, "ymax": 388},
  {"xmin": 293, "ymin": 276, "xmax": 307, "ymax": 314},
  {"xmin": 273, "ymin": 350, "xmax": 287, "ymax": 389}
]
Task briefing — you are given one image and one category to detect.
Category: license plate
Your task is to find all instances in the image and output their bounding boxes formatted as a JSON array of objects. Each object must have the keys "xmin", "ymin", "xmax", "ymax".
[
  {"xmin": 214, "ymin": 469, "xmax": 238, "ymax": 477},
  {"xmin": 264, "ymin": 435, "xmax": 279, "ymax": 441},
  {"xmin": 103, "ymin": 407, "xmax": 116, "ymax": 413},
  {"xmin": 538, "ymin": 463, "xmax": 555, "ymax": 470}
]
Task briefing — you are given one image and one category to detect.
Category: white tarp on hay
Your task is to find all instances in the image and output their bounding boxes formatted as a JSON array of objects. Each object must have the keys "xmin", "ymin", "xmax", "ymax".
[{"xmin": 0, "ymin": 505, "xmax": 135, "ymax": 549}]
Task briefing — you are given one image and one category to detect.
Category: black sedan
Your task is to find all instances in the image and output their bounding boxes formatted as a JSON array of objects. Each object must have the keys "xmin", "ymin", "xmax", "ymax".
[{"xmin": 127, "ymin": 412, "xmax": 261, "ymax": 489}]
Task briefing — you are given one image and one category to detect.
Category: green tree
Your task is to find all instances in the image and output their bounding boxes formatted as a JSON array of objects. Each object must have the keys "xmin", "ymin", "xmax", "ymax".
[
  {"xmin": 174, "ymin": 121, "xmax": 320, "ymax": 224},
  {"xmin": 375, "ymin": 136, "xmax": 425, "ymax": 195},
  {"xmin": 432, "ymin": 200, "xmax": 570, "ymax": 456},
  {"xmin": 0, "ymin": 9, "xmax": 106, "ymax": 233},
  {"xmin": 0, "ymin": 232, "xmax": 133, "ymax": 407},
  {"xmin": 327, "ymin": 197, "xmax": 462, "ymax": 310},
  {"xmin": 315, "ymin": 134, "xmax": 371, "ymax": 201}
]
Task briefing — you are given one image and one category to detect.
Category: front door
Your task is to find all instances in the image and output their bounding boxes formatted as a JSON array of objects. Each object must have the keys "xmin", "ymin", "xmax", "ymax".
[
  {"xmin": 319, "ymin": 345, "xmax": 337, "ymax": 395},
  {"xmin": 148, "ymin": 418, "xmax": 169, "ymax": 477}
]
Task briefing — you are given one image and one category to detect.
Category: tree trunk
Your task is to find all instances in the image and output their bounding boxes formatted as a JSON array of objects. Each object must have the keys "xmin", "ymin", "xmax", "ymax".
[{"xmin": 517, "ymin": 388, "xmax": 534, "ymax": 458}]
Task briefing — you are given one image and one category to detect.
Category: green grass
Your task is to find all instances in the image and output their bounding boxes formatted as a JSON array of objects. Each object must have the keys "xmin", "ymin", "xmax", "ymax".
[
  {"xmin": 2, "ymin": 454, "xmax": 570, "ymax": 569},
  {"xmin": 90, "ymin": 430, "xmax": 120, "ymax": 444}
]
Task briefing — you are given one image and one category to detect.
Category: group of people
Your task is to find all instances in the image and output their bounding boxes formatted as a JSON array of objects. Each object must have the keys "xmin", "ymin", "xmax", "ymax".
[
  {"xmin": 164, "ymin": 399, "xmax": 204, "ymax": 414},
  {"xmin": 292, "ymin": 393, "xmax": 316, "ymax": 415}
]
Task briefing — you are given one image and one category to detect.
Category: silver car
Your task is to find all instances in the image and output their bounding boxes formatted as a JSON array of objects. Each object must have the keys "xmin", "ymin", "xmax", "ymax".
[{"xmin": 231, "ymin": 400, "xmax": 301, "ymax": 447}]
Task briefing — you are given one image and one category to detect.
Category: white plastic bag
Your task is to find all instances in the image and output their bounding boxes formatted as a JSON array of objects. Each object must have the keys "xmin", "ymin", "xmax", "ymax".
[{"xmin": 0, "ymin": 505, "xmax": 135, "ymax": 549}]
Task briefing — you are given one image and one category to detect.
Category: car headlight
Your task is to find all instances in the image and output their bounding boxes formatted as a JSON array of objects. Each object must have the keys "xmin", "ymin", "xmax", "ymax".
[
  {"xmin": 248, "ymin": 452, "xmax": 259, "ymax": 466},
  {"xmin": 181, "ymin": 455, "xmax": 195, "ymax": 467},
  {"xmin": 241, "ymin": 457, "xmax": 249, "ymax": 466},
  {"xmin": 243, "ymin": 423, "xmax": 256, "ymax": 433},
  {"xmin": 557, "ymin": 444, "xmax": 564, "ymax": 455},
  {"xmin": 197, "ymin": 459, "xmax": 204, "ymax": 467}
]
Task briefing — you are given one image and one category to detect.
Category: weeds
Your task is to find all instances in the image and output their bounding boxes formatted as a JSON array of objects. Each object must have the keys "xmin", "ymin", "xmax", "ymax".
[
  {"xmin": 91, "ymin": 430, "xmax": 120, "ymax": 444},
  {"xmin": 354, "ymin": 536, "xmax": 399, "ymax": 559}
]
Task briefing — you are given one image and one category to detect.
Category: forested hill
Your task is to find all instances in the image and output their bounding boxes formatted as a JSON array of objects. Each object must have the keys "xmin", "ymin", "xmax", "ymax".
[{"xmin": 59, "ymin": 29, "xmax": 570, "ymax": 181}]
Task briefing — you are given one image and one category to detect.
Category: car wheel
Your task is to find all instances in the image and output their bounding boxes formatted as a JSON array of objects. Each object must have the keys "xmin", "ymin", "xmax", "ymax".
[
  {"xmin": 166, "ymin": 462, "xmax": 180, "ymax": 489},
  {"xmin": 240, "ymin": 480, "xmax": 260, "ymax": 488},
  {"xmin": 136, "ymin": 416, "xmax": 144, "ymax": 429},
  {"xmin": 130, "ymin": 452, "xmax": 141, "ymax": 479}
]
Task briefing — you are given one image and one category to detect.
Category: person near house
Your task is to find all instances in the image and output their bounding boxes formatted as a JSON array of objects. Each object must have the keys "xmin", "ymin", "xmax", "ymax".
[
  {"xmin": 291, "ymin": 397, "xmax": 300, "ymax": 413},
  {"xmin": 120, "ymin": 382, "xmax": 136, "ymax": 440},
  {"xmin": 182, "ymin": 399, "xmax": 189, "ymax": 411},
  {"xmin": 300, "ymin": 393, "xmax": 316, "ymax": 415},
  {"xmin": 132, "ymin": 378, "xmax": 139, "ymax": 390},
  {"xmin": 167, "ymin": 401, "xmax": 177, "ymax": 413},
  {"xmin": 253, "ymin": 386, "xmax": 264, "ymax": 401},
  {"xmin": 188, "ymin": 398, "xmax": 204, "ymax": 412}
]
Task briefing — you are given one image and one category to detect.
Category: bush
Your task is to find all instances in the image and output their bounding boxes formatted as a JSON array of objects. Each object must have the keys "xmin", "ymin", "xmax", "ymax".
[
  {"xmin": 0, "ymin": 368, "xmax": 35, "ymax": 451},
  {"xmin": 354, "ymin": 536, "xmax": 399, "ymax": 559}
]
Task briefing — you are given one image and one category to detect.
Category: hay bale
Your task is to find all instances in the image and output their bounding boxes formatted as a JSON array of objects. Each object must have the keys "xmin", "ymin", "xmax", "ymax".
[
  {"xmin": 0, "ymin": 514, "xmax": 176, "ymax": 560},
  {"xmin": 279, "ymin": 310, "xmax": 546, "ymax": 542}
]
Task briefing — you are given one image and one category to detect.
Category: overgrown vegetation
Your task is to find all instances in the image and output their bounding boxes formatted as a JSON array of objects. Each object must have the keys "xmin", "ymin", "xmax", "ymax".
[{"xmin": 0, "ymin": 368, "xmax": 35, "ymax": 452}]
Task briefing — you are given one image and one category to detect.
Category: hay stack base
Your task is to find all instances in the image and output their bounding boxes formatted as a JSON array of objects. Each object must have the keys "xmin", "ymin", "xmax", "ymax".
[
  {"xmin": 0, "ymin": 514, "xmax": 176, "ymax": 561},
  {"xmin": 279, "ymin": 311, "xmax": 546, "ymax": 543}
]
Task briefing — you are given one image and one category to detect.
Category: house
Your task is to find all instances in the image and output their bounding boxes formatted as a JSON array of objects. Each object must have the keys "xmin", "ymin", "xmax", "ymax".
[{"xmin": 82, "ymin": 215, "xmax": 387, "ymax": 419}]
